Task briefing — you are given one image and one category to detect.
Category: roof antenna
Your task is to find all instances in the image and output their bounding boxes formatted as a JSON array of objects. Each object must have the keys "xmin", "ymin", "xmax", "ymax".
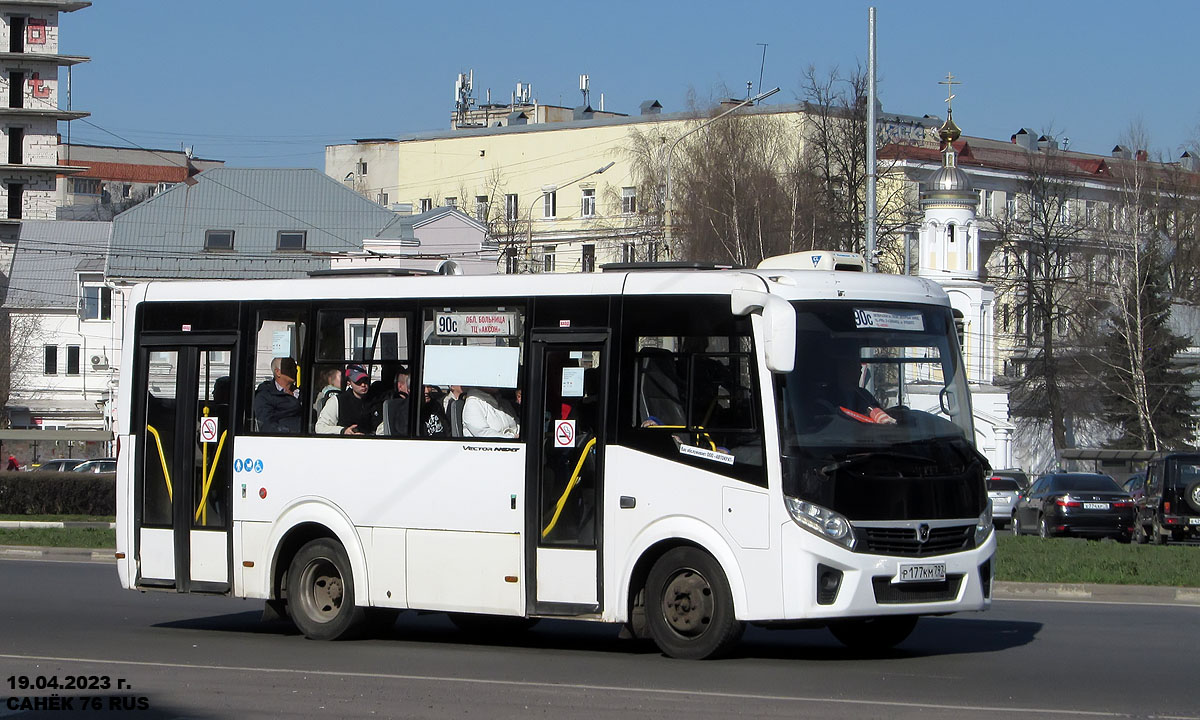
[{"xmin": 756, "ymin": 43, "xmax": 768, "ymax": 97}]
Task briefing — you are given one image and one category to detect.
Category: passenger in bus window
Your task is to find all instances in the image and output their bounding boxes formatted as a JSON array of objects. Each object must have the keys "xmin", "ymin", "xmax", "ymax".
[
  {"xmin": 376, "ymin": 366, "xmax": 411, "ymax": 436},
  {"xmin": 460, "ymin": 386, "xmax": 519, "ymax": 438},
  {"xmin": 316, "ymin": 365, "xmax": 380, "ymax": 435},
  {"xmin": 421, "ymin": 385, "xmax": 450, "ymax": 437},
  {"xmin": 312, "ymin": 367, "xmax": 342, "ymax": 415},
  {"xmin": 253, "ymin": 357, "xmax": 302, "ymax": 433}
]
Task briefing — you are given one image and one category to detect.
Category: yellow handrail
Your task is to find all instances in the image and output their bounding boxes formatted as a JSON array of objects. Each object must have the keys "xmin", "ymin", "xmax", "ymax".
[
  {"xmin": 643, "ymin": 424, "xmax": 718, "ymax": 451},
  {"xmin": 145, "ymin": 424, "xmax": 172, "ymax": 502},
  {"xmin": 194, "ymin": 430, "xmax": 228, "ymax": 524},
  {"xmin": 541, "ymin": 437, "xmax": 597, "ymax": 539}
]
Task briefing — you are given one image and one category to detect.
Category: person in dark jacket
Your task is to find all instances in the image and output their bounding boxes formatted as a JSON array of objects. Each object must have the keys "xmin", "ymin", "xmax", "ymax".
[
  {"xmin": 316, "ymin": 365, "xmax": 380, "ymax": 435},
  {"xmin": 377, "ymin": 367, "xmax": 411, "ymax": 436},
  {"xmin": 253, "ymin": 357, "xmax": 302, "ymax": 433}
]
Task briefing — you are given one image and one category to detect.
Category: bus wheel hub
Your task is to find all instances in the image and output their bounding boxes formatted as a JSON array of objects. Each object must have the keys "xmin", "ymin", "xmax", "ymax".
[{"xmin": 662, "ymin": 569, "xmax": 713, "ymax": 635}]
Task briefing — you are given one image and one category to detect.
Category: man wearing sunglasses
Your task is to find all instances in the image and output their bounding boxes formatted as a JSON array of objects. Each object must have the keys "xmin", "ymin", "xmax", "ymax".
[{"xmin": 315, "ymin": 365, "xmax": 380, "ymax": 435}]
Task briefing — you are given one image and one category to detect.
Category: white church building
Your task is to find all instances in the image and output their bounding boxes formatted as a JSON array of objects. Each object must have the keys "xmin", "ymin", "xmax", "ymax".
[{"xmin": 915, "ymin": 109, "xmax": 1014, "ymax": 470}]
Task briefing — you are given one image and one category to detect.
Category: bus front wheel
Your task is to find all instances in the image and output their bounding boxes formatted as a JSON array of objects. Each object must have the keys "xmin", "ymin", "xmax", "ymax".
[
  {"xmin": 287, "ymin": 539, "xmax": 365, "ymax": 640},
  {"xmin": 645, "ymin": 547, "xmax": 743, "ymax": 660}
]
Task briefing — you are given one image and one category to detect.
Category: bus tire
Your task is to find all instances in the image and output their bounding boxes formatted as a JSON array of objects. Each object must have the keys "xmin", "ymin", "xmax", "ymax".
[
  {"xmin": 286, "ymin": 539, "xmax": 365, "ymax": 641},
  {"xmin": 829, "ymin": 615, "xmax": 918, "ymax": 651},
  {"xmin": 645, "ymin": 547, "xmax": 743, "ymax": 660}
]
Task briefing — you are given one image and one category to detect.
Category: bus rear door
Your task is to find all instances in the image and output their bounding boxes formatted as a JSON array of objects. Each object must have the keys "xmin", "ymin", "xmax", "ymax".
[
  {"xmin": 530, "ymin": 333, "xmax": 608, "ymax": 614},
  {"xmin": 134, "ymin": 337, "xmax": 235, "ymax": 593}
]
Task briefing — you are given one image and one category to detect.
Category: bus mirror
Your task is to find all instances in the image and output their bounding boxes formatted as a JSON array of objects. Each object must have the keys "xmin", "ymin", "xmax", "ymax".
[{"xmin": 731, "ymin": 289, "xmax": 796, "ymax": 373}]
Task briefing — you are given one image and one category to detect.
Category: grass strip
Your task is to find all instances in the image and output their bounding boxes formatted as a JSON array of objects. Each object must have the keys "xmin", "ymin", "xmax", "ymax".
[
  {"xmin": 995, "ymin": 533, "xmax": 1200, "ymax": 587},
  {"xmin": 0, "ymin": 527, "xmax": 116, "ymax": 549},
  {"xmin": 0, "ymin": 514, "xmax": 114, "ymax": 523}
]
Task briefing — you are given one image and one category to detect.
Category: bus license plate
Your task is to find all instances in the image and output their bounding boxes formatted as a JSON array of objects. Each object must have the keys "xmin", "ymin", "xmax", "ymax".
[
  {"xmin": 1083, "ymin": 502, "xmax": 1109, "ymax": 510},
  {"xmin": 896, "ymin": 563, "xmax": 946, "ymax": 583}
]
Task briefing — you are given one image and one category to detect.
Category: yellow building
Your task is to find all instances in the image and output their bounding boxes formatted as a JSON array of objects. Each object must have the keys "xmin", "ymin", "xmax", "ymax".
[{"xmin": 326, "ymin": 101, "xmax": 936, "ymax": 274}]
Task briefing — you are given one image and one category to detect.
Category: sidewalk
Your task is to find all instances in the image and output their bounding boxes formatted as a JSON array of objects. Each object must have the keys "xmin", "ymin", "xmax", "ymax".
[{"xmin": 2, "ymin": 543, "xmax": 1199, "ymax": 606}]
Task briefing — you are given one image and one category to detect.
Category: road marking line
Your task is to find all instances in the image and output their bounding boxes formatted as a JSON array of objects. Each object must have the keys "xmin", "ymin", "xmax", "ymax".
[
  {"xmin": 995, "ymin": 597, "xmax": 1200, "ymax": 609},
  {"xmin": 0, "ymin": 653, "xmax": 1143, "ymax": 717}
]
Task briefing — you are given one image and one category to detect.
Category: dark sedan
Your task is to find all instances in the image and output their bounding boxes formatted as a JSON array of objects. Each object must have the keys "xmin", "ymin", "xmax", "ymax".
[{"xmin": 1012, "ymin": 472, "xmax": 1135, "ymax": 541}]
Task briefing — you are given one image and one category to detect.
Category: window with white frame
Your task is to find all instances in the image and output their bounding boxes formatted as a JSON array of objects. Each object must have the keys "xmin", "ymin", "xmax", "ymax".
[
  {"xmin": 542, "ymin": 190, "xmax": 556, "ymax": 219},
  {"xmin": 581, "ymin": 188, "xmax": 596, "ymax": 217},
  {"xmin": 543, "ymin": 245, "xmax": 556, "ymax": 272},
  {"xmin": 420, "ymin": 198, "xmax": 433, "ymax": 213},
  {"xmin": 621, "ymin": 187, "xmax": 637, "ymax": 214},
  {"xmin": 80, "ymin": 284, "xmax": 112, "ymax": 321},
  {"xmin": 444, "ymin": 197, "xmax": 457, "ymax": 208},
  {"xmin": 355, "ymin": 160, "xmax": 367, "ymax": 176},
  {"xmin": 475, "ymin": 195, "xmax": 488, "ymax": 222},
  {"xmin": 378, "ymin": 191, "xmax": 389, "ymax": 206},
  {"xmin": 505, "ymin": 193, "xmax": 519, "ymax": 222},
  {"xmin": 1005, "ymin": 195, "xmax": 1016, "ymax": 218},
  {"xmin": 582, "ymin": 244, "xmax": 595, "ymax": 272},
  {"xmin": 66, "ymin": 345, "xmax": 80, "ymax": 376},
  {"xmin": 43, "ymin": 345, "xmax": 57, "ymax": 375}
]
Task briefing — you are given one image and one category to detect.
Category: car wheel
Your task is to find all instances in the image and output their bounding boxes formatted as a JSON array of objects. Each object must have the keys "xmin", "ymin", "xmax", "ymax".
[
  {"xmin": 1038, "ymin": 515, "xmax": 1051, "ymax": 539},
  {"xmin": 645, "ymin": 547, "xmax": 743, "ymax": 660},
  {"xmin": 829, "ymin": 615, "xmax": 919, "ymax": 651},
  {"xmin": 287, "ymin": 538, "xmax": 365, "ymax": 641}
]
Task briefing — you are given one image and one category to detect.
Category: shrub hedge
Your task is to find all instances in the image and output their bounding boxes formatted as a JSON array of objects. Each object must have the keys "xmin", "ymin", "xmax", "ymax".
[{"xmin": 0, "ymin": 471, "xmax": 115, "ymax": 515}]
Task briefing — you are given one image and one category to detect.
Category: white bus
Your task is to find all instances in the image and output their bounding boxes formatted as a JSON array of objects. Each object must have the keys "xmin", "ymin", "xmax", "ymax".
[{"xmin": 114, "ymin": 260, "xmax": 994, "ymax": 659}]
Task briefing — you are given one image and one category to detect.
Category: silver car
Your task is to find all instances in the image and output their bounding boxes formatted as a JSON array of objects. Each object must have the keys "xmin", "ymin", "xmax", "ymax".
[{"xmin": 988, "ymin": 475, "xmax": 1022, "ymax": 528}]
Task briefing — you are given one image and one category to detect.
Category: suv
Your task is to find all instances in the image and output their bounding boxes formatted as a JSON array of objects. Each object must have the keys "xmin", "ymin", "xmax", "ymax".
[
  {"xmin": 990, "ymin": 468, "xmax": 1031, "ymax": 490},
  {"xmin": 1137, "ymin": 453, "xmax": 1200, "ymax": 544}
]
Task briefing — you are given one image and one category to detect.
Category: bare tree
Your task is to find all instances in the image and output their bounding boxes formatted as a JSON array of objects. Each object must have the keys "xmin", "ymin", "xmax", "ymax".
[
  {"xmin": 799, "ymin": 65, "xmax": 920, "ymax": 271},
  {"xmin": 0, "ymin": 311, "xmax": 43, "ymax": 425},
  {"xmin": 990, "ymin": 142, "xmax": 1100, "ymax": 455}
]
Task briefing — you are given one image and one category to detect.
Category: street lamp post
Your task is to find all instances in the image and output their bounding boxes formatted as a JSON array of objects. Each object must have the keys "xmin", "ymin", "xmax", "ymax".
[
  {"xmin": 523, "ymin": 161, "xmax": 614, "ymax": 273},
  {"xmin": 662, "ymin": 86, "xmax": 780, "ymax": 250}
]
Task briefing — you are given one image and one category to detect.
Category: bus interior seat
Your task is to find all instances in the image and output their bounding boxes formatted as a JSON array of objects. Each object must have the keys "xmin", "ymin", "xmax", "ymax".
[{"xmin": 637, "ymin": 348, "xmax": 686, "ymax": 427}]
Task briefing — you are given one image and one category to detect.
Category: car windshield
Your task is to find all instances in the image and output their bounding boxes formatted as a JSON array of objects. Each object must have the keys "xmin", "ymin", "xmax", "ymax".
[
  {"xmin": 1049, "ymin": 475, "xmax": 1122, "ymax": 492},
  {"xmin": 776, "ymin": 301, "xmax": 984, "ymax": 521},
  {"xmin": 988, "ymin": 478, "xmax": 1020, "ymax": 492}
]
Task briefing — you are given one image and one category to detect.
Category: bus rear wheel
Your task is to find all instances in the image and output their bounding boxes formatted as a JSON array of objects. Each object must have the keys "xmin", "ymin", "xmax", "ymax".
[
  {"xmin": 645, "ymin": 547, "xmax": 742, "ymax": 660},
  {"xmin": 829, "ymin": 615, "xmax": 918, "ymax": 651},
  {"xmin": 287, "ymin": 539, "xmax": 365, "ymax": 640}
]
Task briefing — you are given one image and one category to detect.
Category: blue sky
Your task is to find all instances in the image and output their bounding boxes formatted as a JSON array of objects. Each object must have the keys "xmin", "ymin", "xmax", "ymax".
[{"xmin": 63, "ymin": 0, "xmax": 1200, "ymax": 168}]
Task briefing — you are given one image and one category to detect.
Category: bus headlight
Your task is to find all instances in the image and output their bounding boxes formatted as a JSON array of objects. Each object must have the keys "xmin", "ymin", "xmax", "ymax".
[
  {"xmin": 785, "ymin": 496, "xmax": 856, "ymax": 550},
  {"xmin": 974, "ymin": 503, "xmax": 993, "ymax": 545}
]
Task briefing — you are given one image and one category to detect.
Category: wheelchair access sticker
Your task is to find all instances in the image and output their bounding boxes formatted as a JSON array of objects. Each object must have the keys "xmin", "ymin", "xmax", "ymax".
[{"xmin": 233, "ymin": 458, "xmax": 264, "ymax": 473}]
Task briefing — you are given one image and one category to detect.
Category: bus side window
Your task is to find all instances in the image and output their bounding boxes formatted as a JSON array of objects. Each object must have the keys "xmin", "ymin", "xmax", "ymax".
[
  {"xmin": 419, "ymin": 305, "xmax": 525, "ymax": 440},
  {"xmin": 248, "ymin": 312, "xmax": 307, "ymax": 436}
]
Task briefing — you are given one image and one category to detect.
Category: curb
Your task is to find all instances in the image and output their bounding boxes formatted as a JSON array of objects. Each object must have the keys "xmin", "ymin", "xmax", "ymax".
[
  {"xmin": 0, "ymin": 521, "xmax": 115, "ymax": 529},
  {"xmin": 0, "ymin": 545, "xmax": 114, "ymax": 562},
  {"xmin": 993, "ymin": 581, "xmax": 1200, "ymax": 606}
]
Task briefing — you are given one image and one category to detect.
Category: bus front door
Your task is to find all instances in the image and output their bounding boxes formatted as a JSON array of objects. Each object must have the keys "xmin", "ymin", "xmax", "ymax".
[
  {"xmin": 530, "ymin": 335, "xmax": 607, "ymax": 614},
  {"xmin": 135, "ymin": 341, "xmax": 235, "ymax": 593}
]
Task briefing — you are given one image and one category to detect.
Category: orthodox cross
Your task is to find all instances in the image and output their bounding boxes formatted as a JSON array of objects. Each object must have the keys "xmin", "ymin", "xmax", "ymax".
[{"xmin": 939, "ymin": 72, "xmax": 960, "ymax": 113}]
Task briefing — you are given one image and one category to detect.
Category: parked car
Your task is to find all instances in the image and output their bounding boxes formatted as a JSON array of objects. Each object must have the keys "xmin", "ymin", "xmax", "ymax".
[
  {"xmin": 33, "ymin": 458, "xmax": 86, "ymax": 472},
  {"xmin": 1011, "ymin": 472, "xmax": 1135, "ymax": 541},
  {"xmin": 987, "ymin": 475, "xmax": 1022, "ymax": 528},
  {"xmin": 72, "ymin": 458, "xmax": 116, "ymax": 474},
  {"xmin": 991, "ymin": 468, "xmax": 1031, "ymax": 490},
  {"xmin": 1136, "ymin": 453, "xmax": 1200, "ymax": 544}
]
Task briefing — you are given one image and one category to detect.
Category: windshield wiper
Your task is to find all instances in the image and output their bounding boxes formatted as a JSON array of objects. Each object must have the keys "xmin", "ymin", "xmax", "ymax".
[{"xmin": 820, "ymin": 450, "xmax": 935, "ymax": 476}]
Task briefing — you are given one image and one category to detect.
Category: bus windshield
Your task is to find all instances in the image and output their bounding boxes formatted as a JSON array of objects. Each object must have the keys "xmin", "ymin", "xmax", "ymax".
[{"xmin": 776, "ymin": 301, "xmax": 983, "ymax": 521}]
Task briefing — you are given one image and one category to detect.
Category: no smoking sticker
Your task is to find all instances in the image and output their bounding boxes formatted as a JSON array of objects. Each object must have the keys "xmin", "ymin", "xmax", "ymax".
[
  {"xmin": 199, "ymin": 416, "xmax": 219, "ymax": 444},
  {"xmin": 553, "ymin": 419, "xmax": 576, "ymax": 448}
]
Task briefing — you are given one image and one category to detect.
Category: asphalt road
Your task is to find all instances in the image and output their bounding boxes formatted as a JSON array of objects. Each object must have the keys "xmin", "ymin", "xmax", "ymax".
[{"xmin": 1, "ymin": 557, "xmax": 1198, "ymax": 720}]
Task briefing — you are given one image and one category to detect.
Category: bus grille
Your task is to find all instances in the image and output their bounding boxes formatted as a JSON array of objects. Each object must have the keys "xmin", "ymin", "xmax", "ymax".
[
  {"xmin": 872, "ymin": 574, "xmax": 963, "ymax": 604},
  {"xmin": 857, "ymin": 524, "xmax": 974, "ymax": 557}
]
